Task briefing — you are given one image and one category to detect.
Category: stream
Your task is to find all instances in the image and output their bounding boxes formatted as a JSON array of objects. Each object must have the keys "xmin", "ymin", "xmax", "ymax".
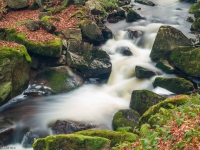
[{"xmin": 0, "ymin": 0, "xmax": 194, "ymax": 149}]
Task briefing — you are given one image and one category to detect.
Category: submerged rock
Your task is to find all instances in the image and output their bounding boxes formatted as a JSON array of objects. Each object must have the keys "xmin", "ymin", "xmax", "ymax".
[
  {"xmin": 135, "ymin": 66, "xmax": 157, "ymax": 78},
  {"xmin": 112, "ymin": 109, "xmax": 140, "ymax": 131},
  {"xmin": 0, "ymin": 42, "xmax": 31, "ymax": 104},
  {"xmin": 135, "ymin": 0, "xmax": 155, "ymax": 6},
  {"xmin": 50, "ymin": 120, "xmax": 96, "ymax": 134},
  {"xmin": 116, "ymin": 46, "xmax": 133, "ymax": 56},
  {"xmin": 33, "ymin": 134, "xmax": 111, "ymax": 150},
  {"xmin": 130, "ymin": 90, "xmax": 165, "ymax": 115},
  {"xmin": 150, "ymin": 26, "xmax": 192, "ymax": 61},
  {"xmin": 34, "ymin": 66, "xmax": 84, "ymax": 93},
  {"xmin": 153, "ymin": 77, "xmax": 194, "ymax": 94},
  {"xmin": 75, "ymin": 130, "xmax": 138, "ymax": 147}
]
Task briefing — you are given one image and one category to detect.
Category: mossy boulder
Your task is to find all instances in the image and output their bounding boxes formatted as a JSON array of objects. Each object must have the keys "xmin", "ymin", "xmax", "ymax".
[
  {"xmin": 155, "ymin": 60, "xmax": 175, "ymax": 74},
  {"xmin": 191, "ymin": 18, "xmax": 200, "ymax": 32},
  {"xmin": 169, "ymin": 46, "xmax": 200, "ymax": 77},
  {"xmin": 153, "ymin": 77, "xmax": 194, "ymax": 94},
  {"xmin": 189, "ymin": 2, "xmax": 200, "ymax": 14},
  {"xmin": 34, "ymin": 66, "xmax": 84, "ymax": 93},
  {"xmin": 150, "ymin": 26, "xmax": 192, "ymax": 61},
  {"xmin": 85, "ymin": 0, "xmax": 106, "ymax": 15},
  {"xmin": 67, "ymin": 40, "xmax": 112, "ymax": 78},
  {"xmin": 33, "ymin": 134, "xmax": 110, "ymax": 150},
  {"xmin": 139, "ymin": 95, "xmax": 190, "ymax": 125},
  {"xmin": 80, "ymin": 20, "xmax": 104, "ymax": 43},
  {"xmin": 135, "ymin": 66, "xmax": 157, "ymax": 78},
  {"xmin": 0, "ymin": 43, "xmax": 31, "ymax": 104},
  {"xmin": 130, "ymin": 90, "xmax": 165, "ymax": 115},
  {"xmin": 112, "ymin": 109, "xmax": 141, "ymax": 131},
  {"xmin": 62, "ymin": 28, "xmax": 82, "ymax": 41},
  {"xmin": 125, "ymin": 9, "xmax": 142, "ymax": 22},
  {"xmin": 6, "ymin": 0, "xmax": 29, "ymax": 9},
  {"xmin": 75, "ymin": 130, "xmax": 138, "ymax": 147},
  {"xmin": 0, "ymin": 28, "xmax": 62, "ymax": 57}
]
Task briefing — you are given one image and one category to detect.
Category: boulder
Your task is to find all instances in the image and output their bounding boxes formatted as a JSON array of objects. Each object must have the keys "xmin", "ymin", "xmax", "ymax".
[
  {"xmin": 33, "ymin": 134, "xmax": 111, "ymax": 150},
  {"xmin": 135, "ymin": 0, "xmax": 155, "ymax": 6},
  {"xmin": 169, "ymin": 46, "xmax": 200, "ymax": 77},
  {"xmin": 155, "ymin": 60, "xmax": 175, "ymax": 74},
  {"xmin": 0, "ymin": 28, "xmax": 62, "ymax": 57},
  {"xmin": 40, "ymin": 21, "xmax": 56, "ymax": 33},
  {"xmin": 25, "ymin": 20, "xmax": 40, "ymax": 31},
  {"xmin": 191, "ymin": 18, "xmax": 200, "ymax": 32},
  {"xmin": 50, "ymin": 120, "xmax": 96, "ymax": 134},
  {"xmin": 153, "ymin": 77, "xmax": 194, "ymax": 94},
  {"xmin": 75, "ymin": 130, "xmax": 138, "ymax": 147},
  {"xmin": 139, "ymin": 95, "xmax": 190, "ymax": 125},
  {"xmin": 0, "ymin": 41, "xmax": 31, "ymax": 104},
  {"xmin": 67, "ymin": 40, "xmax": 111, "ymax": 78},
  {"xmin": 34, "ymin": 66, "xmax": 84, "ymax": 93},
  {"xmin": 80, "ymin": 20, "xmax": 104, "ymax": 43},
  {"xmin": 135, "ymin": 66, "xmax": 157, "ymax": 78},
  {"xmin": 112, "ymin": 109, "xmax": 140, "ymax": 131},
  {"xmin": 101, "ymin": 26, "xmax": 113, "ymax": 41},
  {"xmin": 6, "ymin": 0, "xmax": 29, "ymax": 9},
  {"xmin": 150, "ymin": 26, "xmax": 192, "ymax": 61},
  {"xmin": 116, "ymin": 46, "xmax": 133, "ymax": 56},
  {"xmin": 130, "ymin": 90, "xmax": 165, "ymax": 115},
  {"xmin": 85, "ymin": 0, "xmax": 105, "ymax": 15},
  {"xmin": 62, "ymin": 28, "xmax": 82, "ymax": 41},
  {"xmin": 125, "ymin": 9, "xmax": 142, "ymax": 22}
]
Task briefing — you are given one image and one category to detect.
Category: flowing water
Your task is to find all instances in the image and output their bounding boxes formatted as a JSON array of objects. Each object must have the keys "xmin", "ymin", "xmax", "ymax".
[{"xmin": 0, "ymin": 0, "xmax": 194, "ymax": 149}]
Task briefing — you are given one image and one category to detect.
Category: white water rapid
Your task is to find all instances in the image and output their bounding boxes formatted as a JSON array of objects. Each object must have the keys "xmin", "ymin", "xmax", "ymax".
[{"xmin": 0, "ymin": 0, "xmax": 194, "ymax": 149}]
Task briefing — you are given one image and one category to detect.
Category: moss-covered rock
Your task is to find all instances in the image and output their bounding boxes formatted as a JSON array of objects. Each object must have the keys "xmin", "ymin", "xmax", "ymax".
[
  {"xmin": 169, "ymin": 46, "xmax": 200, "ymax": 77},
  {"xmin": 34, "ymin": 66, "xmax": 84, "ymax": 93},
  {"xmin": 130, "ymin": 90, "xmax": 165, "ymax": 115},
  {"xmin": 33, "ymin": 134, "xmax": 110, "ymax": 150},
  {"xmin": 0, "ymin": 28, "xmax": 62, "ymax": 57},
  {"xmin": 80, "ymin": 20, "xmax": 104, "ymax": 43},
  {"xmin": 155, "ymin": 60, "xmax": 175, "ymax": 74},
  {"xmin": 153, "ymin": 77, "xmax": 194, "ymax": 94},
  {"xmin": 67, "ymin": 40, "xmax": 112, "ymax": 78},
  {"xmin": 191, "ymin": 18, "xmax": 200, "ymax": 31},
  {"xmin": 75, "ymin": 130, "xmax": 138, "ymax": 147},
  {"xmin": 139, "ymin": 95, "xmax": 190, "ymax": 125},
  {"xmin": 135, "ymin": 66, "xmax": 157, "ymax": 78},
  {"xmin": 125, "ymin": 9, "xmax": 142, "ymax": 22},
  {"xmin": 62, "ymin": 28, "xmax": 82, "ymax": 41},
  {"xmin": 0, "ymin": 43, "xmax": 31, "ymax": 104},
  {"xmin": 189, "ymin": 2, "xmax": 200, "ymax": 14},
  {"xmin": 150, "ymin": 26, "xmax": 192, "ymax": 61},
  {"xmin": 6, "ymin": 0, "xmax": 29, "ymax": 9},
  {"xmin": 85, "ymin": 0, "xmax": 106, "ymax": 15},
  {"xmin": 112, "ymin": 109, "xmax": 140, "ymax": 131}
]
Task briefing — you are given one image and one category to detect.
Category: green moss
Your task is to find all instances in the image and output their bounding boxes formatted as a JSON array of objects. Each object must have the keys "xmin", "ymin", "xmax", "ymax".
[
  {"xmin": 3, "ymin": 28, "xmax": 62, "ymax": 57},
  {"xmin": 0, "ymin": 82, "xmax": 11, "ymax": 103},
  {"xmin": 75, "ymin": 129, "xmax": 138, "ymax": 147},
  {"xmin": 48, "ymin": 0, "xmax": 70, "ymax": 14},
  {"xmin": 139, "ymin": 95, "xmax": 190, "ymax": 125},
  {"xmin": 33, "ymin": 134, "xmax": 110, "ymax": 150},
  {"xmin": 156, "ymin": 60, "xmax": 175, "ymax": 74},
  {"xmin": 139, "ymin": 124, "xmax": 151, "ymax": 137},
  {"xmin": 189, "ymin": 2, "xmax": 200, "ymax": 14}
]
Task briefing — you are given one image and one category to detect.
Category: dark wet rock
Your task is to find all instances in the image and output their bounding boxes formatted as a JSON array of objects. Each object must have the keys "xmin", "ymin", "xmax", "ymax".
[
  {"xmin": 80, "ymin": 20, "xmax": 104, "ymax": 43},
  {"xmin": 150, "ymin": 26, "xmax": 192, "ymax": 61},
  {"xmin": 153, "ymin": 77, "xmax": 194, "ymax": 94},
  {"xmin": 101, "ymin": 25, "xmax": 113, "ymax": 41},
  {"xmin": 135, "ymin": 0, "xmax": 155, "ymax": 6},
  {"xmin": 62, "ymin": 28, "xmax": 82, "ymax": 41},
  {"xmin": 135, "ymin": 66, "xmax": 157, "ymax": 78},
  {"xmin": 130, "ymin": 90, "xmax": 165, "ymax": 115},
  {"xmin": 21, "ymin": 131, "xmax": 39, "ymax": 148},
  {"xmin": 187, "ymin": 16, "xmax": 195, "ymax": 23},
  {"xmin": 112, "ymin": 109, "xmax": 140, "ymax": 131},
  {"xmin": 31, "ymin": 56, "xmax": 40, "ymax": 69},
  {"xmin": 40, "ymin": 21, "xmax": 56, "ymax": 33},
  {"xmin": 170, "ymin": 46, "xmax": 200, "ymax": 77},
  {"xmin": 25, "ymin": 20, "xmax": 40, "ymax": 31},
  {"xmin": 107, "ymin": 12, "xmax": 125, "ymax": 23},
  {"xmin": 116, "ymin": 7, "xmax": 126, "ymax": 17},
  {"xmin": 118, "ymin": 0, "xmax": 131, "ymax": 6},
  {"xmin": 51, "ymin": 120, "xmax": 96, "ymax": 134},
  {"xmin": 155, "ymin": 60, "xmax": 175, "ymax": 74},
  {"xmin": 116, "ymin": 46, "xmax": 133, "ymax": 56},
  {"xmin": 191, "ymin": 18, "xmax": 200, "ymax": 32},
  {"xmin": 126, "ymin": 29, "xmax": 143, "ymax": 39},
  {"xmin": 125, "ymin": 8, "xmax": 142, "ymax": 22},
  {"xmin": 0, "ymin": 118, "xmax": 15, "ymax": 146},
  {"xmin": 38, "ymin": 11, "xmax": 52, "ymax": 20},
  {"xmin": 34, "ymin": 66, "xmax": 84, "ymax": 93},
  {"xmin": 6, "ymin": 0, "xmax": 29, "ymax": 9},
  {"xmin": 23, "ymin": 84, "xmax": 52, "ymax": 97},
  {"xmin": 67, "ymin": 40, "xmax": 111, "ymax": 78},
  {"xmin": 0, "ymin": 44, "xmax": 31, "ymax": 105}
]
